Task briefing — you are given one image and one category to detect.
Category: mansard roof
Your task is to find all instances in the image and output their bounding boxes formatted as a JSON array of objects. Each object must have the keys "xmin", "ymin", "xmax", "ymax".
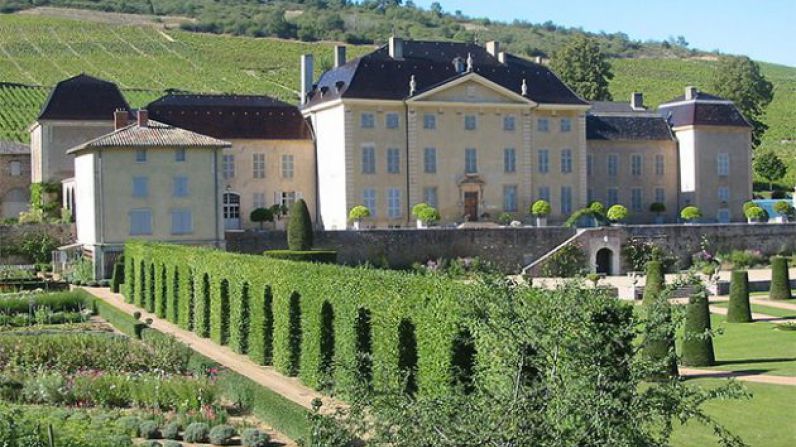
[
  {"xmin": 587, "ymin": 101, "xmax": 675, "ymax": 141},
  {"xmin": 38, "ymin": 74, "xmax": 130, "ymax": 121},
  {"xmin": 304, "ymin": 40, "xmax": 588, "ymax": 108},
  {"xmin": 148, "ymin": 94, "xmax": 312, "ymax": 140},
  {"xmin": 658, "ymin": 90, "xmax": 751, "ymax": 128}
]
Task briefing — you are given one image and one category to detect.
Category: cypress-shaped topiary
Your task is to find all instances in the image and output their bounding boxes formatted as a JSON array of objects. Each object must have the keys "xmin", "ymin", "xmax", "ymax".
[
  {"xmin": 641, "ymin": 260, "xmax": 677, "ymax": 378},
  {"xmin": 287, "ymin": 199, "xmax": 313, "ymax": 251},
  {"xmin": 769, "ymin": 256, "xmax": 792, "ymax": 300},
  {"xmin": 641, "ymin": 261, "xmax": 664, "ymax": 306},
  {"xmin": 111, "ymin": 258, "xmax": 125, "ymax": 293},
  {"xmin": 680, "ymin": 289, "xmax": 715, "ymax": 367},
  {"xmin": 727, "ymin": 270, "xmax": 752, "ymax": 323}
]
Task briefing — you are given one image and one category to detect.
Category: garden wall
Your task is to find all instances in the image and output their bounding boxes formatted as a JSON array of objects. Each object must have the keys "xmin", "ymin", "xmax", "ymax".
[{"xmin": 0, "ymin": 223, "xmax": 73, "ymax": 264}]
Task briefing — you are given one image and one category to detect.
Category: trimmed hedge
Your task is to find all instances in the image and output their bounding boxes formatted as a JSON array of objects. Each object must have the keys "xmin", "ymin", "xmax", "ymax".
[
  {"xmin": 769, "ymin": 256, "xmax": 792, "ymax": 300},
  {"xmin": 727, "ymin": 270, "xmax": 752, "ymax": 323},
  {"xmin": 640, "ymin": 260, "xmax": 677, "ymax": 379},
  {"xmin": 0, "ymin": 291, "xmax": 89, "ymax": 315},
  {"xmin": 287, "ymin": 199, "xmax": 313, "ymax": 251},
  {"xmin": 680, "ymin": 290, "xmax": 715, "ymax": 367},
  {"xmin": 641, "ymin": 261, "xmax": 663, "ymax": 306},
  {"xmin": 263, "ymin": 250, "xmax": 338, "ymax": 264},
  {"xmin": 111, "ymin": 260, "xmax": 125, "ymax": 293}
]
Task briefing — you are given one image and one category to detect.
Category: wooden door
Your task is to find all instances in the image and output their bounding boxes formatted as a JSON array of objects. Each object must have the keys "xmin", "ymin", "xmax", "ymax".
[{"xmin": 464, "ymin": 192, "xmax": 479, "ymax": 221}]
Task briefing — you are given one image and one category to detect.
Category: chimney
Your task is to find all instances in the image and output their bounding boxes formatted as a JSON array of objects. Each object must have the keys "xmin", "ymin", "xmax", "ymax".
[
  {"xmin": 113, "ymin": 109, "xmax": 128, "ymax": 130},
  {"xmin": 334, "ymin": 45, "xmax": 346, "ymax": 68},
  {"xmin": 631, "ymin": 92, "xmax": 644, "ymax": 110},
  {"xmin": 485, "ymin": 41, "xmax": 500, "ymax": 57},
  {"xmin": 497, "ymin": 51, "xmax": 506, "ymax": 64},
  {"xmin": 137, "ymin": 109, "xmax": 148, "ymax": 127},
  {"xmin": 534, "ymin": 56, "xmax": 543, "ymax": 64},
  {"xmin": 300, "ymin": 54, "xmax": 314, "ymax": 105},
  {"xmin": 389, "ymin": 36, "xmax": 403, "ymax": 59},
  {"xmin": 685, "ymin": 86, "xmax": 698, "ymax": 100}
]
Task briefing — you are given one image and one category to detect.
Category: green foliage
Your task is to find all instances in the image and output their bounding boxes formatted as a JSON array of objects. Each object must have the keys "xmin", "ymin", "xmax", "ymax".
[
  {"xmin": 263, "ymin": 250, "xmax": 338, "ymax": 263},
  {"xmin": 641, "ymin": 261, "xmax": 678, "ymax": 379},
  {"xmin": 727, "ymin": 270, "xmax": 752, "ymax": 323},
  {"xmin": 540, "ymin": 243, "xmax": 586, "ymax": 277},
  {"xmin": 241, "ymin": 428, "xmax": 270, "ymax": 447},
  {"xmin": 139, "ymin": 421, "xmax": 161, "ymax": 439},
  {"xmin": 0, "ymin": 291, "xmax": 89, "ymax": 315},
  {"xmin": 680, "ymin": 287, "xmax": 716, "ymax": 367},
  {"xmin": 184, "ymin": 422, "xmax": 210, "ymax": 443},
  {"xmin": 680, "ymin": 206, "xmax": 702, "ymax": 222},
  {"xmin": 641, "ymin": 261, "xmax": 664, "ymax": 307},
  {"xmin": 348, "ymin": 205, "xmax": 371, "ymax": 222},
  {"xmin": 744, "ymin": 205, "xmax": 768, "ymax": 221},
  {"xmin": 711, "ymin": 56, "xmax": 774, "ymax": 148},
  {"xmin": 111, "ymin": 259, "xmax": 125, "ymax": 293},
  {"xmin": 753, "ymin": 151, "xmax": 787, "ymax": 189},
  {"xmin": 412, "ymin": 203, "xmax": 441, "ymax": 225},
  {"xmin": 497, "ymin": 212, "xmax": 513, "ymax": 225},
  {"xmin": 287, "ymin": 199, "xmax": 313, "ymax": 251},
  {"xmin": 161, "ymin": 422, "xmax": 181, "ymax": 440},
  {"xmin": 773, "ymin": 200, "xmax": 794, "ymax": 219},
  {"xmin": 0, "ymin": 404, "xmax": 134, "ymax": 447},
  {"xmin": 606, "ymin": 204, "xmax": 628, "ymax": 222},
  {"xmin": 249, "ymin": 207, "xmax": 274, "ymax": 229},
  {"xmin": 564, "ymin": 205, "xmax": 607, "ymax": 227},
  {"xmin": 530, "ymin": 199, "xmax": 551, "ymax": 216},
  {"xmin": 720, "ymin": 249, "xmax": 766, "ymax": 269},
  {"xmin": 649, "ymin": 202, "xmax": 666, "ymax": 214},
  {"xmin": 550, "ymin": 35, "xmax": 613, "ymax": 100},
  {"xmin": 621, "ymin": 238, "xmax": 673, "ymax": 272},
  {"xmin": 769, "ymin": 256, "xmax": 792, "ymax": 300},
  {"xmin": 208, "ymin": 424, "xmax": 236, "ymax": 445}
]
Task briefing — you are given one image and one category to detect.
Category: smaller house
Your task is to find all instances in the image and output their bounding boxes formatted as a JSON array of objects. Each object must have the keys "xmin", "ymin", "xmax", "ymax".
[
  {"xmin": 66, "ymin": 110, "xmax": 230, "ymax": 278},
  {"xmin": 0, "ymin": 140, "xmax": 31, "ymax": 220}
]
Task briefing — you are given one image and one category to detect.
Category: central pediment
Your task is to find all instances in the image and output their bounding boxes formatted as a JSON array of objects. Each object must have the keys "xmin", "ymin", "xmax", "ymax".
[{"xmin": 407, "ymin": 73, "xmax": 536, "ymax": 107}]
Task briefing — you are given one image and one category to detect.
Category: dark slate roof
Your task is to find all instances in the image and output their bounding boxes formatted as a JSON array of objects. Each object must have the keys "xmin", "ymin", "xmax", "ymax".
[
  {"xmin": 0, "ymin": 140, "xmax": 29, "ymax": 155},
  {"xmin": 67, "ymin": 120, "xmax": 230, "ymax": 154},
  {"xmin": 587, "ymin": 115, "xmax": 675, "ymax": 141},
  {"xmin": 658, "ymin": 91, "xmax": 751, "ymax": 128},
  {"xmin": 147, "ymin": 94, "xmax": 312, "ymax": 140},
  {"xmin": 304, "ymin": 40, "xmax": 588, "ymax": 108},
  {"xmin": 38, "ymin": 74, "xmax": 129, "ymax": 121},
  {"xmin": 590, "ymin": 101, "xmax": 638, "ymax": 113}
]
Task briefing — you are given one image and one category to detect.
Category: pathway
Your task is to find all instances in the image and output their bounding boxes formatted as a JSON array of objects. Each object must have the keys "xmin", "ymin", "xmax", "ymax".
[
  {"xmin": 706, "ymin": 304, "xmax": 796, "ymax": 324},
  {"xmin": 679, "ymin": 367, "xmax": 796, "ymax": 386}
]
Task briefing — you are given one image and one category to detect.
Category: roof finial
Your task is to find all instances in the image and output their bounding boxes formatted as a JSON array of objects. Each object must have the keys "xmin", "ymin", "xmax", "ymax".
[
  {"xmin": 409, "ymin": 75, "xmax": 417, "ymax": 96},
  {"xmin": 521, "ymin": 79, "xmax": 528, "ymax": 96},
  {"xmin": 466, "ymin": 53, "xmax": 473, "ymax": 72}
]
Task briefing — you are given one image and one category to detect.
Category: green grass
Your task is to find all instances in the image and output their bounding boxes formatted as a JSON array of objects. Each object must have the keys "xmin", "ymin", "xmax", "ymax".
[
  {"xmin": 670, "ymin": 378, "xmax": 796, "ymax": 447},
  {"xmin": 712, "ymin": 301, "xmax": 796, "ymax": 319}
]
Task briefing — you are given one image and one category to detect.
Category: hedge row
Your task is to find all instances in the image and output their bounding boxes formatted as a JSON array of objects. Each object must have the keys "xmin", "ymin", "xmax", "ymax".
[
  {"xmin": 263, "ymin": 250, "xmax": 338, "ymax": 264},
  {"xmin": 122, "ymin": 241, "xmax": 477, "ymax": 398}
]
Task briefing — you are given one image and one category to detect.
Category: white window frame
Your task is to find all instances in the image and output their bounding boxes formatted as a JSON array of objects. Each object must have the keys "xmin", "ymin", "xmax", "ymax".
[
  {"xmin": 504, "ymin": 148, "xmax": 516, "ymax": 173},
  {"xmin": 631, "ymin": 154, "xmax": 643, "ymax": 177},
  {"xmin": 503, "ymin": 185, "xmax": 518, "ymax": 212},
  {"xmin": 538, "ymin": 149, "xmax": 549, "ymax": 174},
  {"xmin": 360, "ymin": 112, "xmax": 375, "ymax": 129},
  {"xmin": 361, "ymin": 145, "xmax": 376, "ymax": 174},
  {"xmin": 537, "ymin": 118, "xmax": 549, "ymax": 132},
  {"xmin": 631, "ymin": 188, "xmax": 643, "ymax": 211},
  {"xmin": 465, "ymin": 148, "xmax": 477, "ymax": 174},
  {"xmin": 423, "ymin": 186, "xmax": 438, "ymax": 209},
  {"xmin": 253, "ymin": 192, "xmax": 267, "ymax": 209},
  {"xmin": 281, "ymin": 154, "xmax": 294, "ymax": 179},
  {"xmin": 560, "ymin": 118, "xmax": 572, "ymax": 133},
  {"xmin": 655, "ymin": 154, "xmax": 664, "ymax": 176},
  {"xmin": 222, "ymin": 154, "xmax": 235, "ymax": 179},
  {"xmin": 538, "ymin": 186, "xmax": 550, "ymax": 202},
  {"xmin": 561, "ymin": 186, "xmax": 572, "ymax": 215},
  {"xmin": 561, "ymin": 149, "xmax": 573, "ymax": 174},
  {"xmin": 464, "ymin": 115, "xmax": 477, "ymax": 130},
  {"xmin": 717, "ymin": 153, "xmax": 730, "ymax": 177},
  {"xmin": 718, "ymin": 186, "xmax": 730, "ymax": 202},
  {"xmin": 9, "ymin": 161, "xmax": 21, "ymax": 176},
  {"xmin": 175, "ymin": 148, "xmax": 186, "ymax": 162},
  {"xmin": 423, "ymin": 114, "xmax": 436, "ymax": 130},
  {"xmin": 387, "ymin": 188, "xmax": 401, "ymax": 218},
  {"xmin": 608, "ymin": 154, "xmax": 618, "ymax": 177},
  {"xmin": 363, "ymin": 188, "xmax": 377, "ymax": 217},
  {"xmin": 655, "ymin": 188, "xmax": 665, "ymax": 204},
  {"xmin": 253, "ymin": 153, "xmax": 266, "ymax": 178},
  {"xmin": 503, "ymin": 115, "xmax": 516, "ymax": 131},
  {"xmin": 135, "ymin": 149, "xmax": 146, "ymax": 163},
  {"xmin": 607, "ymin": 188, "xmax": 619, "ymax": 206}
]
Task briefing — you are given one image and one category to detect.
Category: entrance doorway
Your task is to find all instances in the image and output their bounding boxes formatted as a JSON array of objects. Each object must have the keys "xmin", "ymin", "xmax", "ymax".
[
  {"xmin": 223, "ymin": 192, "xmax": 241, "ymax": 230},
  {"xmin": 595, "ymin": 248, "xmax": 613, "ymax": 275},
  {"xmin": 464, "ymin": 192, "xmax": 479, "ymax": 221}
]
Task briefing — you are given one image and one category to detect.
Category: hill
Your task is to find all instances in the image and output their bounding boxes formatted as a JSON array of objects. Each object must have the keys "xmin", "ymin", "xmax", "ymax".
[{"xmin": 0, "ymin": 11, "xmax": 794, "ymax": 184}]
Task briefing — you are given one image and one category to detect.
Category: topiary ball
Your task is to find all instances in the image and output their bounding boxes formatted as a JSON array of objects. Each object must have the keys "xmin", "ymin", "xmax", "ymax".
[
  {"xmin": 161, "ymin": 422, "xmax": 181, "ymax": 440},
  {"xmin": 184, "ymin": 423, "xmax": 210, "ymax": 443},
  {"xmin": 208, "ymin": 424, "xmax": 236, "ymax": 446},
  {"xmin": 139, "ymin": 421, "xmax": 161, "ymax": 440},
  {"xmin": 241, "ymin": 428, "xmax": 270, "ymax": 447}
]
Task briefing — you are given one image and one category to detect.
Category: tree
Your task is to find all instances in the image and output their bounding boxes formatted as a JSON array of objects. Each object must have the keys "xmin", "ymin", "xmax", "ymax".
[
  {"xmin": 348, "ymin": 205, "xmax": 371, "ymax": 228},
  {"xmin": 744, "ymin": 205, "xmax": 767, "ymax": 222},
  {"xmin": 250, "ymin": 207, "xmax": 274, "ymax": 230},
  {"xmin": 753, "ymin": 151, "xmax": 787, "ymax": 190},
  {"xmin": 680, "ymin": 286, "xmax": 716, "ymax": 367},
  {"xmin": 550, "ymin": 35, "xmax": 613, "ymax": 101},
  {"xmin": 606, "ymin": 204, "xmax": 628, "ymax": 223},
  {"xmin": 727, "ymin": 270, "xmax": 752, "ymax": 323},
  {"xmin": 411, "ymin": 203, "xmax": 440, "ymax": 225},
  {"xmin": 530, "ymin": 200, "xmax": 551, "ymax": 217},
  {"xmin": 680, "ymin": 206, "xmax": 702, "ymax": 222},
  {"xmin": 287, "ymin": 199, "xmax": 313, "ymax": 251},
  {"xmin": 769, "ymin": 256, "xmax": 792, "ymax": 300},
  {"xmin": 641, "ymin": 261, "xmax": 678, "ymax": 379},
  {"xmin": 711, "ymin": 56, "xmax": 774, "ymax": 148}
]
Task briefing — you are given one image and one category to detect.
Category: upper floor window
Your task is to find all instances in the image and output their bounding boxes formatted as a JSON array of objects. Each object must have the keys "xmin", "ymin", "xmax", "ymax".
[
  {"xmin": 129, "ymin": 208, "xmax": 152, "ymax": 235},
  {"xmin": 9, "ymin": 161, "xmax": 21, "ymax": 177},
  {"xmin": 175, "ymin": 148, "xmax": 186, "ymax": 162},
  {"xmin": 537, "ymin": 118, "xmax": 549, "ymax": 132},
  {"xmin": 423, "ymin": 114, "xmax": 436, "ymax": 130},
  {"xmin": 655, "ymin": 154, "xmax": 664, "ymax": 176},
  {"xmin": 717, "ymin": 153, "xmax": 730, "ymax": 176},
  {"xmin": 253, "ymin": 153, "xmax": 266, "ymax": 178},
  {"xmin": 465, "ymin": 148, "xmax": 477, "ymax": 174},
  {"xmin": 503, "ymin": 115, "xmax": 516, "ymax": 131},
  {"xmin": 387, "ymin": 148, "xmax": 401, "ymax": 174},
  {"xmin": 561, "ymin": 149, "xmax": 573, "ymax": 174},
  {"xmin": 718, "ymin": 186, "xmax": 730, "ymax": 202},
  {"xmin": 504, "ymin": 148, "xmax": 516, "ymax": 173},
  {"xmin": 503, "ymin": 185, "xmax": 518, "ymax": 212},
  {"xmin": 423, "ymin": 187, "xmax": 438, "ymax": 209},
  {"xmin": 607, "ymin": 154, "xmax": 618, "ymax": 177},
  {"xmin": 360, "ymin": 113, "xmax": 375, "ymax": 129},
  {"xmin": 280, "ymin": 191, "xmax": 300, "ymax": 209},
  {"xmin": 631, "ymin": 154, "xmax": 642, "ymax": 176},
  {"xmin": 173, "ymin": 176, "xmax": 189, "ymax": 197},
  {"xmin": 281, "ymin": 154, "xmax": 295, "ymax": 178},
  {"xmin": 385, "ymin": 113, "xmax": 400, "ymax": 129},
  {"xmin": 135, "ymin": 149, "xmax": 146, "ymax": 163},
  {"xmin": 363, "ymin": 188, "xmax": 377, "ymax": 217},
  {"xmin": 464, "ymin": 115, "xmax": 477, "ymax": 130},
  {"xmin": 387, "ymin": 188, "xmax": 401, "ymax": 218},
  {"xmin": 170, "ymin": 208, "xmax": 193, "ymax": 235},
  {"xmin": 424, "ymin": 148, "xmax": 437, "ymax": 174},
  {"xmin": 560, "ymin": 118, "xmax": 572, "ymax": 133},
  {"xmin": 538, "ymin": 149, "xmax": 550, "ymax": 174},
  {"xmin": 253, "ymin": 192, "xmax": 267, "ymax": 209},
  {"xmin": 361, "ymin": 146, "xmax": 376, "ymax": 174},
  {"xmin": 222, "ymin": 154, "xmax": 235, "ymax": 179},
  {"xmin": 631, "ymin": 188, "xmax": 643, "ymax": 211},
  {"xmin": 132, "ymin": 176, "xmax": 148, "ymax": 198}
]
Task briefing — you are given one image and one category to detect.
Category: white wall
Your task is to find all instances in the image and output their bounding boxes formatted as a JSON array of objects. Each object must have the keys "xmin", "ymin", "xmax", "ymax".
[
  {"xmin": 74, "ymin": 153, "xmax": 97, "ymax": 245},
  {"xmin": 677, "ymin": 128, "xmax": 696, "ymax": 193},
  {"xmin": 312, "ymin": 106, "xmax": 349, "ymax": 230}
]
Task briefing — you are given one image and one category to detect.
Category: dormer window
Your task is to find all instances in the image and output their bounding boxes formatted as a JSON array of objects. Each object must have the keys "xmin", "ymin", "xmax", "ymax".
[{"xmin": 452, "ymin": 57, "xmax": 466, "ymax": 74}]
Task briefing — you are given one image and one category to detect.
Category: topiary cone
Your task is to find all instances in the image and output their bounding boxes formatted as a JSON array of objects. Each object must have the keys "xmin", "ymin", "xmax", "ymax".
[
  {"xmin": 642, "ymin": 261, "xmax": 664, "ymax": 306},
  {"xmin": 769, "ymin": 256, "xmax": 792, "ymax": 300},
  {"xmin": 640, "ymin": 261, "xmax": 677, "ymax": 379},
  {"xmin": 727, "ymin": 270, "xmax": 752, "ymax": 323},
  {"xmin": 680, "ymin": 290, "xmax": 715, "ymax": 367},
  {"xmin": 287, "ymin": 199, "xmax": 313, "ymax": 251}
]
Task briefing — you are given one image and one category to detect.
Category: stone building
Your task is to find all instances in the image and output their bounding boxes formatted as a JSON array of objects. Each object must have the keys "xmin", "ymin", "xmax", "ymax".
[{"xmin": 0, "ymin": 140, "xmax": 31, "ymax": 219}]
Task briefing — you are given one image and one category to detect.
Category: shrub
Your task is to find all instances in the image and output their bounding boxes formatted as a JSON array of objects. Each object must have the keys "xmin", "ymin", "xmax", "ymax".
[
  {"xmin": 744, "ymin": 205, "xmax": 767, "ymax": 221},
  {"xmin": 161, "ymin": 422, "xmax": 182, "ymax": 440},
  {"xmin": 162, "ymin": 442, "xmax": 182, "ymax": 447},
  {"xmin": 287, "ymin": 199, "xmax": 313, "ymax": 251},
  {"xmin": 540, "ymin": 243, "xmax": 586, "ymax": 277},
  {"xmin": 640, "ymin": 261, "xmax": 677, "ymax": 379},
  {"xmin": 263, "ymin": 250, "xmax": 337, "ymax": 264},
  {"xmin": 111, "ymin": 260, "xmax": 125, "ymax": 293},
  {"xmin": 722, "ymin": 249, "xmax": 765, "ymax": 269},
  {"xmin": 649, "ymin": 202, "xmax": 666, "ymax": 214},
  {"xmin": 184, "ymin": 423, "xmax": 210, "ymax": 443},
  {"xmin": 348, "ymin": 205, "xmax": 371, "ymax": 222},
  {"xmin": 530, "ymin": 200, "xmax": 551, "ymax": 216},
  {"xmin": 140, "ymin": 421, "xmax": 161, "ymax": 439},
  {"xmin": 412, "ymin": 203, "xmax": 440, "ymax": 224},
  {"xmin": 727, "ymin": 270, "xmax": 752, "ymax": 323},
  {"xmin": 133, "ymin": 311, "xmax": 142, "ymax": 320},
  {"xmin": 769, "ymin": 256, "xmax": 792, "ymax": 300},
  {"xmin": 606, "ymin": 204, "xmax": 628, "ymax": 222},
  {"xmin": 772, "ymin": 190, "xmax": 787, "ymax": 199},
  {"xmin": 641, "ymin": 261, "xmax": 663, "ymax": 306},
  {"xmin": 250, "ymin": 207, "xmax": 275, "ymax": 229},
  {"xmin": 680, "ymin": 206, "xmax": 701, "ymax": 222},
  {"xmin": 0, "ymin": 291, "xmax": 88, "ymax": 315},
  {"xmin": 773, "ymin": 200, "xmax": 794, "ymax": 219},
  {"xmin": 241, "ymin": 428, "xmax": 270, "ymax": 447},
  {"xmin": 208, "ymin": 424, "xmax": 236, "ymax": 445},
  {"xmin": 498, "ymin": 212, "xmax": 513, "ymax": 225},
  {"xmin": 680, "ymin": 289, "xmax": 715, "ymax": 367}
]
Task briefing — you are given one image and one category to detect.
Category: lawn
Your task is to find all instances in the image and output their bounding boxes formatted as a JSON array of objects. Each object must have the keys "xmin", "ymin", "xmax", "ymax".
[
  {"xmin": 712, "ymin": 301, "xmax": 796, "ymax": 319},
  {"xmin": 670, "ymin": 378, "xmax": 796, "ymax": 447}
]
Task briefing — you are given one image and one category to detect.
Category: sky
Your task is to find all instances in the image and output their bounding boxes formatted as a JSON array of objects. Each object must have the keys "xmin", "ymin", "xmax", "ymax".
[{"xmin": 411, "ymin": 0, "xmax": 795, "ymax": 67}]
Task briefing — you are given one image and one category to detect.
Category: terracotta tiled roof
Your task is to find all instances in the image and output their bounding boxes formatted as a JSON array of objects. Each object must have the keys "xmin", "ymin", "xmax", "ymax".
[
  {"xmin": 67, "ymin": 120, "xmax": 230, "ymax": 154},
  {"xmin": 38, "ymin": 74, "xmax": 130, "ymax": 121}
]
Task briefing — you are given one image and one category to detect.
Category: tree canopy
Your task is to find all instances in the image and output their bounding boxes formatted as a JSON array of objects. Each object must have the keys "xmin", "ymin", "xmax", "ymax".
[
  {"xmin": 550, "ymin": 35, "xmax": 614, "ymax": 101},
  {"xmin": 711, "ymin": 56, "xmax": 774, "ymax": 148},
  {"xmin": 753, "ymin": 151, "xmax": 787, "ymax": 190}
]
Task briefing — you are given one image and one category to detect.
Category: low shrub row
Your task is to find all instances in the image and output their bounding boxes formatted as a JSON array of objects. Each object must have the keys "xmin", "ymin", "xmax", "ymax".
[
  {"xmin": 263, "ymin": 250, "xmax": 338, "ymax": 264},
  {"xmin": 0, "ymin": 404, "xmax": 135, "ymax": 447},
  {"xmin": 0, "ymin": 291, "xmax": 88, "ymax": 315}
]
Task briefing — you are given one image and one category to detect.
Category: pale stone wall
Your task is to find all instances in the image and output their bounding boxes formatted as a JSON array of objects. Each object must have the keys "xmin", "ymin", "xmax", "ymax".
[
  {"xmin": 30, "ymin": 120, "xmax": 115, "ymax": 183},
  {"xmin": 0, "ymin": 153, "xmax": 31, "ymax": 219}
]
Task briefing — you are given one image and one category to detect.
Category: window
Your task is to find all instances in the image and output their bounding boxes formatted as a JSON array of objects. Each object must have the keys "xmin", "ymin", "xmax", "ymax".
[
  {"xmin": 561, "ymin": 149, "xmax": 573, "ymax": 173},
  {"xmin": 173, "ymin": 176, "xmax": 189, "ymax": 197},
  {"xmin": 504, "ymin": 148, "xmax": 516, "ymax": 173},
  {"xmin": 387, "ymin": 188, "xmax": 401, "ymax": 218},
  {"xmin": 423, "ymin": 187, "xmax": 438, "ymax": 209},
  {"xmin": 538, "ymin": 149, "xmax": 549, "ymax": 173},
  {"xmin": 503, "ymin": 115, "xmax": 516, "ymax": 131},
  {"xmin": 503, "ymin": 185, "xmax": 518, "ymax": 212},
  {"xmin": 253, "ymin": 153, "xmax": 265, "ymax": 178},
  {"xmin": 281, "ymin": 154, "xmax": 294, "ymax": 178},
  {"xmin": 423, "ymin": 147, "xmax": 437, "ymax": 173},
  {"xmin": 132, "ymin": 176, "xmax": 148, "ymax": 198},
  {"xmin": 363, "ymin": 188, "xmax": 376, "ymax": 217},
  {"xmin": 253, "ymin": 192, "xmax": 266, "ymax": 209},
  {"xmin": 560, "ymin": 118, "xmax": 572, "ymax": 133},
  {"xmin": 135, "ymin": 149, "xmax": 146, "ymax": 163},
  {"xmin": 607, "ymin": 154, "xmax": 618, "ymax": 177},
  {"xmin": 561, "ymin": 186, "xmax": 572, "ymax": 214},
  {"xmin": 360, "ymin": 113, "xmax": 375, "ymax": 128},
  {"xmin": 631, "ymin": 188, "xmax": 642, "ymax": 211},
  {"xmin": 655, "ymin": 154, "xmax": 664, "ymax": 176},
  {"xmin": 538, "ymin": 186, "xmax": 550, "ymax": 202},
  {"xmin": 607, "ymin": 188, "xmax": 619, "ymax": 205},
  {"xmin": 464, "ymin": 115, "xmax": 477, "ymax": 130},
  {"xmin": 170, "ymin": 208, "xmax": 193, "ymax": 235},
  {"xmin": 175, "ymin": 148, "xmax": 186, "ymax": 162},
  {"xmin": 280, "ymin": 191, "xmax": 299, "ymax": 208},
  {"xmin": 631, "ymin": 154, "xmax": 642, "ymax": 176},
  {"xmin": 387, "ymin": 148, "xmax": 401, "ymax": 174},
  {"xmin": 423, "ymin": 114, "xmax": 436, "ymax": 129},
  {"xmin": 222, "ymin": 154, "xmax": 235, "ymax": 179},
  {"xmin": 9, "ymin": 161, "xmax": 21, "ymax": 176},
  {"xmin": 718, "ymin": 186, "xmax": 730, "ymax": 202},
  {"xmin": 129, "ymin": 208, "xmax": 152, "ymax": 235},
  {"xmin": 465, "ymin": 148, "xmax": 477, "ymax": 174},
  {"xmin": 361, "ymin": 146, "xmax": 376, "ymax": 174},
  {"xmin": 587, "ymin": 154, "xmax": 593, "ymax": 176},
  {"xmin": 717, "ymin": 153, "xmax": 730, "ymax": 176},
  {"xmin": 537, "ymin": 118, "xmax": 549, "ymax": 132},
  {"xmin": 655, "ymin": 188, "xmax": 665, "ymax": 204},
  {"xmin": 386, "ymin": 113, "xmax": 399, "ymax": 129}
]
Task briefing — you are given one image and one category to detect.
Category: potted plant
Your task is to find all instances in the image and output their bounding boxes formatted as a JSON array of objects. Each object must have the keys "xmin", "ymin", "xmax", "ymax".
[
  {"xmin": 649, "ymin": 202, "xmax": 666, "ymax": 224},
  {"xmin": 531, "ymin": 200, "xmax": 551, "ymax": 227},
  {"xmin": 773, "ymin": 200, "xmax": 794, "ymax": 223},
  {"xmin": 498, "ymin": 212, "xmax": 513, "ymax": 226},
  {"xmin": 588, "ymin": 201, "xmax": 606, "ymax": 227},
  {"xmin": 412, "ymin": 203, "xmax": 440, "ymax": 228},
  {"xmin": 348, "ymin": 205, "xmax": 371, "ymax": 230},
  {"xmin": 680, "ymin": 205, "xmax": 702, "ymax": 224},
  {"xmin": 744, "ymin": 205, "xmax": 768, "ymax": 224},
  {"xmin": 606, "ymin": 204, "xmax": 628, "ymax": 225},
  {"xmin": 249, "ymin": 207, "xmax": 274, "ymax": 231}
]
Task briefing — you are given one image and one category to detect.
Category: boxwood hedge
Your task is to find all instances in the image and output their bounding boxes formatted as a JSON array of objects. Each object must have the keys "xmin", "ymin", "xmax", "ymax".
[{"xmin": 123, "ymin": 241, "xmax": 477, "ymax": 398}]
